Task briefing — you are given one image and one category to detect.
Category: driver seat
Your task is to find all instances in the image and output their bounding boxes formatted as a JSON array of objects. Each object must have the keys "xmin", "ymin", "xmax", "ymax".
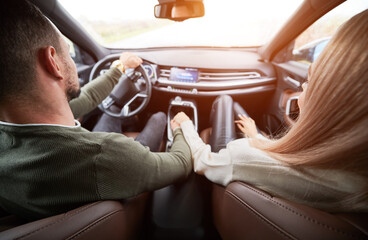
[{"xmin": 0, "ymin": 193, "xmax": 149, "ymax": 240}]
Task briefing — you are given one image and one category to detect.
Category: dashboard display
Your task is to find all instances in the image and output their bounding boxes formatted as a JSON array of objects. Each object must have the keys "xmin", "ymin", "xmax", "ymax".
[
  {"xmin": 170, "ymin": 67, "xmax": 199, "ymax": 83},
  {"xmin": 143, "ymin": 65, "xmax": 154, "ymax": 78}
]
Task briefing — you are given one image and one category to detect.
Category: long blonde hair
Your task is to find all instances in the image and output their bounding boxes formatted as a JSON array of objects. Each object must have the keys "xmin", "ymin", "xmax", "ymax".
[{"xmin": 252, "ymin": 9, "xmax": 368, "ymax": 176}]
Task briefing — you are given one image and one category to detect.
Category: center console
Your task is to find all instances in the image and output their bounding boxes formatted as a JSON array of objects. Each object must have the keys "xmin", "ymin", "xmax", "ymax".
[
  {"xmin": 166, "ymin": 96, "xmax": 198, "ymax": 151},
  {"xmin": 149, "ymin": 97, "xmax": 219, "ymax": 239}
]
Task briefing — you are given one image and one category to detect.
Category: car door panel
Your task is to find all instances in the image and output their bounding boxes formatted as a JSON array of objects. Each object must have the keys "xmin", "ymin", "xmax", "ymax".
[{"xmin": 262, "ymin": 61, "xmax": 308, "ymax": 136}]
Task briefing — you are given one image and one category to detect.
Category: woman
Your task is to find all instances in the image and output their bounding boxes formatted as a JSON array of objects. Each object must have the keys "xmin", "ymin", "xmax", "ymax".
[{"xmin": 171, "ymin": 9, "xmax": 368, "ymax": 212}]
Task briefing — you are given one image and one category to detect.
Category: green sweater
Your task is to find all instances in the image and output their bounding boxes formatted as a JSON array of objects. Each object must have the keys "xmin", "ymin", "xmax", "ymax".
[
  {"xmin": 69, "ymin": 68, "xmax": 122, "ymax": 118},
  {"xmin": 0, "ymin": 69, "xmax": 192, "ymax": 220}
]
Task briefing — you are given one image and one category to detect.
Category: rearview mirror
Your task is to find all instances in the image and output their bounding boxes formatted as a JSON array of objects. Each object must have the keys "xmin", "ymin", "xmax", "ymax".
[{"xmin": 154, "ymin": 1, "xmax": 205, "ymax": 21}]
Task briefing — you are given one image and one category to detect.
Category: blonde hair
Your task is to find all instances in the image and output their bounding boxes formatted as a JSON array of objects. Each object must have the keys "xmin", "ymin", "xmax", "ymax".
[{"xmin": 252, "ymin": 9, "xmax": 368, "ymax": 176}]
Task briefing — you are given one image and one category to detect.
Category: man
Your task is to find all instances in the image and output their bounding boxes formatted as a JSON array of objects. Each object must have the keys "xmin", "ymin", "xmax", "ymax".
[{"xmin": 0, "ymin": 0, "xmax": 192, "ymax": 220}]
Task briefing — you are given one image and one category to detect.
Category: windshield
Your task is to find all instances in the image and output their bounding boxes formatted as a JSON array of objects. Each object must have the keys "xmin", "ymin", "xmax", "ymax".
[{"xmin": 59, "ymin": 0, "xmax": 303, "ymax": 48}]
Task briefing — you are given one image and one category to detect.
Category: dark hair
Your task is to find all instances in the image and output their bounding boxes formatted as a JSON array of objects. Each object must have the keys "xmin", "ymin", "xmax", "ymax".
[{"xmin": 0, "ymin": 0, "xmax": 61, "ymax": 103}]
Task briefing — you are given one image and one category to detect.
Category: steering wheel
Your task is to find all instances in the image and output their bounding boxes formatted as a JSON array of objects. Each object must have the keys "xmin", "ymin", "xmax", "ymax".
[{"xmin": 89, "ymin": 54, "xmax": 152, "ymax": 119}]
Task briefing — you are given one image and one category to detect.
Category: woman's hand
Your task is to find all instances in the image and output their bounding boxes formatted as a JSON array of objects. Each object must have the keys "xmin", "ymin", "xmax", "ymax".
[
  {"xmin": 170, "ymin": 112, "xmax": 190, "ymax": 130},
  {"xmin": 235, "ymin": 114, "xmax": 258, "ymax": 138},
  {"xmin": 173, "ymin": 112, "xmax": 190, "ymax": 124}
]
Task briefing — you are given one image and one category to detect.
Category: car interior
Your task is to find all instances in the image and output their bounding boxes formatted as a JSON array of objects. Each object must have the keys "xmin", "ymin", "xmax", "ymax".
[{"xmin": 0, "ymin": 0, "xmax": 367, "ymax": 239}]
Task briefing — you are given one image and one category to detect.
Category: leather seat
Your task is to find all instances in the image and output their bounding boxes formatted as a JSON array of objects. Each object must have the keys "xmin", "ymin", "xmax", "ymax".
[
  {"xmin": 0, "ymin": 132, "xmax": 161, "ymax": 239},
  {"xmin": 200, "ymin": 128, "xmax": 368, "ymax": 239},
  {"xmin": 212, "ymin": 182, "xmax": 368, "ymax": 239},
  {"xmin": 0, "ymin": 193, "xmax": 149, "ymax": 240}
]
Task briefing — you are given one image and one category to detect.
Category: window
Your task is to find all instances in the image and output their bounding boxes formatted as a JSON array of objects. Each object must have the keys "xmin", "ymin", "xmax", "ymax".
[
  {"xmin": 63, "ymin": 36, "xmax": 84, "ymax": 65},
  {"xmin": 63, "ymin": 37, "xmax": 76, "ymax": 59},
  {"xmin": 291, "ymin": 0, "xmax": 367, "ymax": 65},
  {"xmin": 59, "ymin": 0, "xmax": 303, "ymax": 48}
]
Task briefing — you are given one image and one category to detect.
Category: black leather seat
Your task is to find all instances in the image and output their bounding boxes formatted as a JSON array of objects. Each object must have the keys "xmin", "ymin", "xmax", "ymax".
[{"xmin": 0, "ymin": 193, "xmax": 149, "ymax": 240}]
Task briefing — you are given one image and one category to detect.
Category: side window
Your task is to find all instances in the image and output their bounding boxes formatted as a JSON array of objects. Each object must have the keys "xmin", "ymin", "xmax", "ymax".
[
  {"xmin": 62, "ymin": 36, "xmax": 95, "ymax": 86},
  {"xmin": 63, "ymin": 36, "xmax": 83, "ymax": 64},
  {"xmin": 291, "ymin": 0, "xmax": 367, "ymax": 65},
  {"xmin": 62, "ymin": 36, "xmax": 94, "ymax": 66}
]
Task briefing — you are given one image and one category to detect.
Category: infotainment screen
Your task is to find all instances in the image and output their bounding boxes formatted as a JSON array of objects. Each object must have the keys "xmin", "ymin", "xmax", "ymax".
[{"xmin": 169, "ymin": 67, "xmax": 199, "ymax": 83}]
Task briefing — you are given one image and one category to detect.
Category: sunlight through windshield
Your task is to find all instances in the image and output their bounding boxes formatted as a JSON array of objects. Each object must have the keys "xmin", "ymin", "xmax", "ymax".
[{"xmin": 59, "ymin": 0, "xmax": 304, "ymax": 48}]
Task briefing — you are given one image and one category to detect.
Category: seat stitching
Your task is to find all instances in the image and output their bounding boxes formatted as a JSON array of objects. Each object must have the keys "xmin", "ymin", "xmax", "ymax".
[
  {"xmin": 234, "ymin": 183, "xmax": 361, "ymax": 239},
  {"xmin": 16, "ymin": 201, "xmax": 103, "ymax": 240},
  {"xmin": 66, "ymin": 209, "xmax": 124, "ymax": 240},
  {"xmin": 225, "ymin": 190, "xmax": 294, "ymax": 240},
  {"xmin": 237, "ymin": 182, "xmax": 270, "ymax": 198}
]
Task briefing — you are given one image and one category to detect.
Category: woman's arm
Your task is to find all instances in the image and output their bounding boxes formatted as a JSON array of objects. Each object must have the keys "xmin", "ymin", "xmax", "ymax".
[{"xmin": 178, "ymin": 119, "xmax": 234, "ymax": 186}]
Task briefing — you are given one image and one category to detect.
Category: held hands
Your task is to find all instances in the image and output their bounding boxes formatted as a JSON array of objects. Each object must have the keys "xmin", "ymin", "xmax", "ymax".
[
  {"xmin": 235, "ymin": 114, "xmax": 258, "ymax": 138},
  {"xmin": 119, "ymin": 52, "xmax": 143, "ymax": 69},
  {"xmin": 170, "ymin": 112, "xmax": 190, "ymax": 130}
]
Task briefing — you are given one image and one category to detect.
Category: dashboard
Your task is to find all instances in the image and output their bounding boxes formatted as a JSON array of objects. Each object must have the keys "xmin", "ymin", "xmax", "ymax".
[
  {"xmin": 112, "ymin": 48, "xmax": 277, "ymax": 97},
  {"xmin": 87, "ymin": 47, "xmax": 298, "ymax": 136}
]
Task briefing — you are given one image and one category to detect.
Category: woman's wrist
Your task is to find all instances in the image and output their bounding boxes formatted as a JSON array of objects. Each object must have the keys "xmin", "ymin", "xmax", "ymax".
[{"xmin": 178, "ymin": 119, "xmax": 191, "ymax": 125}]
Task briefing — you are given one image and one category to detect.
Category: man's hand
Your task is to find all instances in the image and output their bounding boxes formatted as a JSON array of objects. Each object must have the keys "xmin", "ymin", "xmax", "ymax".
[
  {"xmin": 235, "ymin": 114, "xmax": 258, "ymax": 138},
  {"xmin": 170, "ymin": 119, "xmax": 180, "ymax": 131},
  {"xmin": 173, "ymin": 112, "xmax": 190, "ymax": 125},
  {"xmin": 120, "ymin": 52, "xmax": 143, "ymax": 69},
  {"xmin": 170, "ymin": 112, "xmax": 191, "ymax": 131}
]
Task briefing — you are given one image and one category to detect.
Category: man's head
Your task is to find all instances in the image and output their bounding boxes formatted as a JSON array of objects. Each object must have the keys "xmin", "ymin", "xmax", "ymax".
[{"xmin": 0, "ymin": 0, "xmax": 79, "ymax": 104}]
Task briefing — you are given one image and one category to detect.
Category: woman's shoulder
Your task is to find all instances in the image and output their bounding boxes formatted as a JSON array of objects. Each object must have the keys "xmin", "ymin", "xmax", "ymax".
[{"xmin": 226, "ymin": 137, "xmax": 279, "ymax": 164}]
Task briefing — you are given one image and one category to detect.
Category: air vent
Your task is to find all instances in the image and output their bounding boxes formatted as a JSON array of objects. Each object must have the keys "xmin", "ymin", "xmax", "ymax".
[
  {"xmin": 159, "ymin": 68, "xmax": 261, "ymax": 81},
  {"xmin": 199, "ymin": 71, "xmax": 261, "ymax": 81},
  {"xmin": 160, "ymin": 69, "xmax": 171, "ymax": 78}
]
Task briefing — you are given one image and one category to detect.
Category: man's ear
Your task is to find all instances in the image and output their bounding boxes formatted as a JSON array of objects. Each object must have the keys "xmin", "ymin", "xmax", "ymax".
[{"xmin": 42, "ymin": 46, "xmax": 63, "ymax": 80}]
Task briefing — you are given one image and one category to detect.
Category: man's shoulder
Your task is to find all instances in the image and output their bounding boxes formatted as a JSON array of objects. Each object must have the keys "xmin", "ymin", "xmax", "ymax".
[
  {"xmin": 0, "ymin": 122, "xmax": 146, "ymax": 161},
  {"xmin": 0, "ymin": 122, "xmax": 129, "ymax": 147}
]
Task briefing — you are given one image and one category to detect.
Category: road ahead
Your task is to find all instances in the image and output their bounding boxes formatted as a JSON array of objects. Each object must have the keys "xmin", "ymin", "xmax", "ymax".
[{"xmin": 109, "ymin": 18, "xmax": 278, "ymax": 48}]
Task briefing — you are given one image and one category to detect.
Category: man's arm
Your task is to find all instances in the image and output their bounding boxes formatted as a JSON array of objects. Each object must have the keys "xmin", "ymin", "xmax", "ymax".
[
  {"xmin": 69, "ymin": 68, "xmax": 122, "ymax": 119},
  {"xmin": 95, "ymin": 128, "xmax": 192, "ymax": 199},
  {"xmin": 69, "ymin": 52, "xmax": 143, "ymax": 119}
]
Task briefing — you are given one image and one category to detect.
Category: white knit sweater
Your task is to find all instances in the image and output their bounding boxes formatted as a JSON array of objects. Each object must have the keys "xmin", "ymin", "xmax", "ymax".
[{"xmin": 180, "ymin": 120, "xmax": 367, "ymax": 212}]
